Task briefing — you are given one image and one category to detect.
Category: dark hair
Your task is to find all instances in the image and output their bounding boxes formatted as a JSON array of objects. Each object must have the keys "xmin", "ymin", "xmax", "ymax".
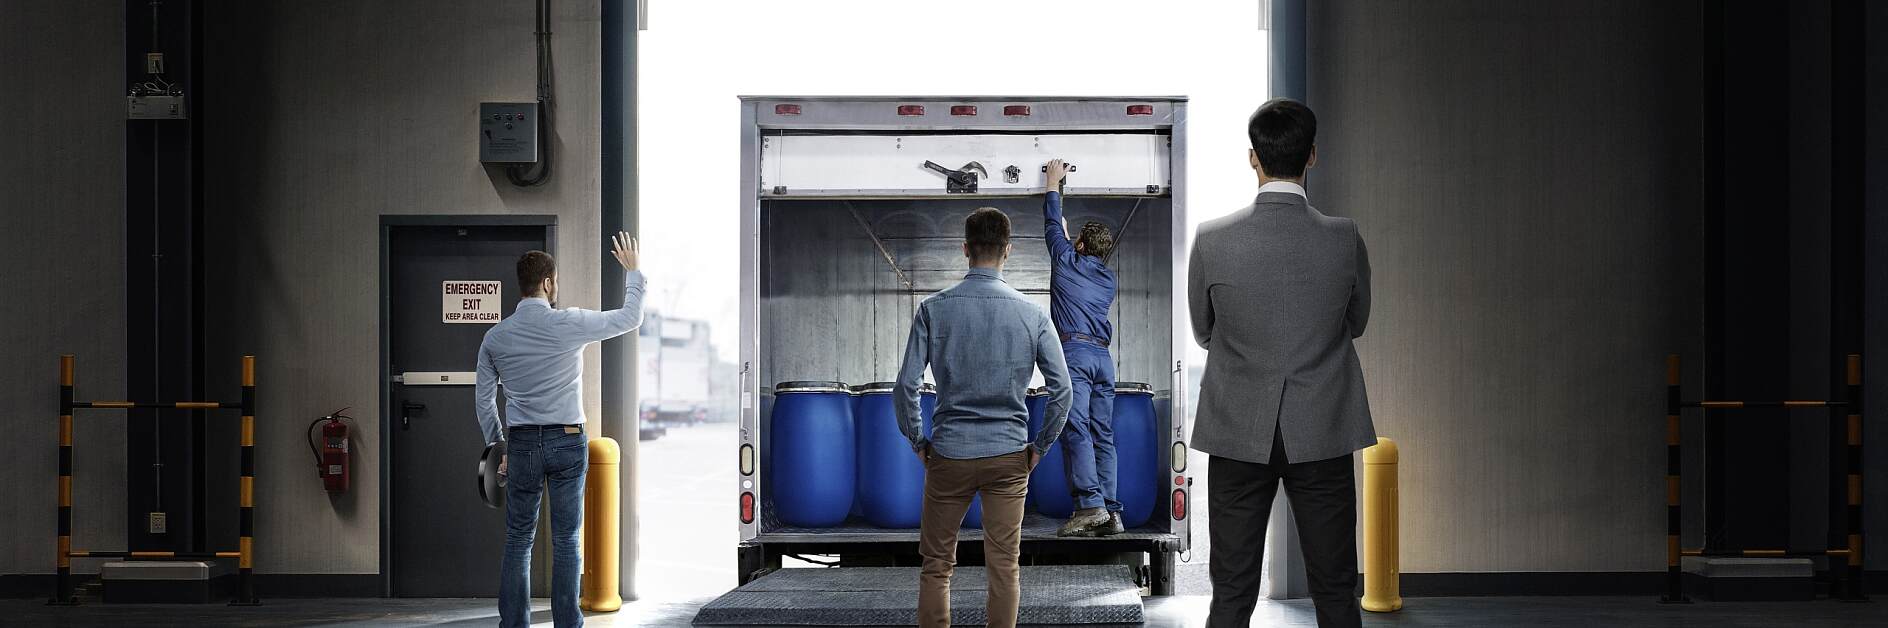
[
  {"xmin": 964, "ymin": 207, "xmax": 1011, "ymax": 262},
  {"xmin": 517, "ymin": 250, "xmax": 556, "ymax": 297},
  {"xmin": 1247, "ymin": 98, "xmax": 1317, "ymax": 179},
  {"xmin": 1077, "ymin": 221, "xmax": 1114, "ymax": 258}
]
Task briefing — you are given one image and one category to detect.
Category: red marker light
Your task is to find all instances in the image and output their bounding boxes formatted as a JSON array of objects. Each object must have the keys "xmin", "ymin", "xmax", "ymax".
[
  {"xmin": 740, "ymin": 492, "xmax": 755, "ymax": 523},
  {"xmin": 950, "ymin": 105, "xmax": 978, "ymax": 116},
  {"xmin": 896, "ymin": 105, "xmax": 925, "ymax": 116},
  {"xmin": 1003, "ymin": 105, "xmax": 1032, "ymax": 116},
  {"xmin": 774, "ymin": 104, "xmax": 802, "ymax": 115},
  {"xmin": 1172, "ymin": 489, "xmax": 1187, "ymax": 519},
  {"xmin": 1126, "ymin": 104, "xmax": 1155, "ymax": 116},
  {"xmin": 1174, "ymin": 475, "xmax": 1185, "ymax": 486}
]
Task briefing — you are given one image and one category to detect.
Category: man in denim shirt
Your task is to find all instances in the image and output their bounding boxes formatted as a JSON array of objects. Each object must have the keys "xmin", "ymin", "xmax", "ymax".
[
  {"xmin": 475, "ymin": 232, "xmax": 645, "ymax": 628},
  {"xmin": 1041, "ymin": 158, "xmax": 1124, "ymax": 537},
  {"xmin": 896, "ymin": 208, "xmax": 1073, "ymax": 628}
]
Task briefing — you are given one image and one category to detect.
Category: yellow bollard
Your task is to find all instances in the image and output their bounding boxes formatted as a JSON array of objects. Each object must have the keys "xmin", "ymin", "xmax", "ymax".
[
  {"xmin": 1361, "ymin": 437, "xmax": 1402, "ymax": 612},
  {"xmin": 581, "ymin": 437, "xmax": 624, "ymax": 612}
]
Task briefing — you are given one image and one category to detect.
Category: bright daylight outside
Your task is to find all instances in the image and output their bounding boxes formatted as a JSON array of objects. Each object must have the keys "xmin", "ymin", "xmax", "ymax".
[{"xmin": 635, "ymin": 0, "xmax": 1268, "ymax": 603}]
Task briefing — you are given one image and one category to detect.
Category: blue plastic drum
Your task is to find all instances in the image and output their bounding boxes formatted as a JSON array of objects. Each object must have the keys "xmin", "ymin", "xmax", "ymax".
[
  {"xmin": 769, "ymin": 381, "xmax": 856, "ymax": 528},
  {"xmin": 1114, "ymin": 382, "xmax": 1159, "ymax": 528},
  {"xmin": 854, "ymin": 382, "xmax": 924, "ymax": 528},
  {"xmin": 848, "ymin": 389, "xmax": 867, "ymax": 521},
  {"xmin": 919, "ymin": 385, "xmax": 982, "ymax": 528},
  {"xmin": 1025, "ymin": 387, "xmax": 1074, "ymax": 518}
]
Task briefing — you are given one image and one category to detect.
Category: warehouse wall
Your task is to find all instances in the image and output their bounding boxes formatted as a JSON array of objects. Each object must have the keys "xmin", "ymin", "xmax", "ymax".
[
  {"xmin": 0, "ymin": 1, "xmax": 129, "ymax": 582},
  {"xmin": 1866, "ymin": 0, "xmax": 1888, "ymax": 571},
  {"xmin": 1305, "ymin": 0, "xmax": 1704, "ymax": 573},
  {"xmin": 199, "ymin": 0, "xmax": 603, "ymax": 576}
]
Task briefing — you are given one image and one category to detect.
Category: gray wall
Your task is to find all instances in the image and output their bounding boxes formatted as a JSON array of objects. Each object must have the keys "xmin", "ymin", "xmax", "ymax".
[
  {"xmin": 0, "ymin": 1, "xmax": 128, "ymax": 578},
  {"xmin": 1306, "ymin": 1, "xmax": 1704, "ymax": 572},
  {"xmin": 200, "ymin": 0, "xmax": 604, "ymax": 575},
  {"xmin": 1867, "ymin": 0, "xmax": 1888, "ymax": 571}
]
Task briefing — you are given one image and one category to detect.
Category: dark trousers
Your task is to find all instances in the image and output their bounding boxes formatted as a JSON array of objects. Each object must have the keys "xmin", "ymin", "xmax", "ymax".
[
  {"xmin": 1058, "ymin": 340, "xmax": 1119, "ymax": 512},
  {"xmin": 1206, "ymin": 429, "xmax": 1361, "ymax": 628}
]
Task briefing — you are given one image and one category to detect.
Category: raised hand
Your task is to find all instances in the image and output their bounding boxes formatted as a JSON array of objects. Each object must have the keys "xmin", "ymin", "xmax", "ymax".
[
  {"xmin": 1044, "ymin": 158, "xmax": 1069, "ymax": 193},
  {"xmin": 611, "ymin": 231, "xmax": 638, "ymax": 272}
]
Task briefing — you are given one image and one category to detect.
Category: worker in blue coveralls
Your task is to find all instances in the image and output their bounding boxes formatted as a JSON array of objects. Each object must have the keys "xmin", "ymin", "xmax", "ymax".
[{"xmin": 1042, "ymin": 158, "xmax": 1124, "ymax": 537}]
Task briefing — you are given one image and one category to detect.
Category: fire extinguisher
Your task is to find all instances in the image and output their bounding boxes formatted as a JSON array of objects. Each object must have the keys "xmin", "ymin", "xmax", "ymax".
[{"xmin": 306, "ymin": 407, "xmax": 354, "ymax": 493}]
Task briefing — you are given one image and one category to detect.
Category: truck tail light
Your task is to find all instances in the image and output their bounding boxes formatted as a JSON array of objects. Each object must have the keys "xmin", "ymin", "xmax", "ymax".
[
  {"xmin": 741, "ymin": 492, "xmax": 755, "ymax": 523},
  {"xmin": 950, "ymin": 105, "xmax": 978, "ymax": 116},
  {"xmin": 774, "ymin": 104, "xmax": 802, "ymax": 115},
  {"xmin": 1172, "ymin": 489, "xmax": 1186, "ymax": 519},
  {"xmin": 1003, "ymin": 105, "xmax": 1031, "ymax": 116},
  {"xmin": 896, "ymin": 105, "xmax": 925, "ymax": 116},
  {"xmin": 740, "ymin": 444, "xmax": 755, "ymax": 475},
  {"xmin": 1127, "ymin": 104, "xmax": 1154, "ymax": 116}
]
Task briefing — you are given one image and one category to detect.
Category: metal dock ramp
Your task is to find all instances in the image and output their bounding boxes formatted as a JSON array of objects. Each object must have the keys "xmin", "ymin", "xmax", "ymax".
[{"xmin": 693, "ymin": 565, "xmax": 1145, "ymax": 625}]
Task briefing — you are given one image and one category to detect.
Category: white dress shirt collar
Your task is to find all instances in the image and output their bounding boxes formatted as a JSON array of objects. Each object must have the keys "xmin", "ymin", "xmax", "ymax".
[{"xmin": 1257, "ymin": 180, "xmax": 1308, "ymax": 200}]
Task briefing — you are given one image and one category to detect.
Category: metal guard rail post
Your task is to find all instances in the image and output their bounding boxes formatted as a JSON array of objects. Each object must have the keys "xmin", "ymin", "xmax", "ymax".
[
  {"xmin": 1662, "ymin": 353, "xmax": 1865, "ymax": 603},
  {"xmin": 52, "ymin": 354, "xmax": 259, "ymax": 606}
]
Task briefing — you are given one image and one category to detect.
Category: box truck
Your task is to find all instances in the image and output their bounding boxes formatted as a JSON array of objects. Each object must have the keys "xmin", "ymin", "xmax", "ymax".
[{"xmin": 731, "ymin": 96, "xmax": 1192, "ymax": 601}]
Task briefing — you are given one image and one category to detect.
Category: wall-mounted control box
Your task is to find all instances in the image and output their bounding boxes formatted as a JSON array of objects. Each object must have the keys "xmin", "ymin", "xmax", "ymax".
[
  {"xmin": 128, "ymin": 95, "xmax": 187, "ymax": 120},
  {"xmin": 479, "ymin": 102, "xmax": 539, "ymax": 164}
]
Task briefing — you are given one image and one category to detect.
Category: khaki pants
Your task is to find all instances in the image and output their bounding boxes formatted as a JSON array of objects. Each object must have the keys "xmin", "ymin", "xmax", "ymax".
[{"xmin": 918, "ymin": 448, "xmax": 1031, "ymax": 628}]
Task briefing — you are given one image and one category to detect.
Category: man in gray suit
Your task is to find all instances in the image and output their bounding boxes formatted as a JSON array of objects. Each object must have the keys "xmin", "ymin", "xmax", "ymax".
[{"xmin": 1188, "ymin": 98, "xmax": 1374, "ymax": 628}]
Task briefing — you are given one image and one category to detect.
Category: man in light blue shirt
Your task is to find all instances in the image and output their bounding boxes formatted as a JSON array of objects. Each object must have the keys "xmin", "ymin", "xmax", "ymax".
[
  {"xmin": 475, "ymin": 232, "xmax": 645, "ymax": 628},
  {"xmin": 895, "ymin": 207, "xmax": 1073, "ymax": 628}
]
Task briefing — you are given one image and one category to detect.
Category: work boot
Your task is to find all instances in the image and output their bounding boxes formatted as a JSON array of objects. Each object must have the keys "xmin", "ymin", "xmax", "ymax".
[
  {"xmin": 1095, "ymin": 511, "xmax": 1124, "ymax": 536},
  {"xmin": 1057, "ymin": 507, "xmax": 1111, "ymax": 537}
]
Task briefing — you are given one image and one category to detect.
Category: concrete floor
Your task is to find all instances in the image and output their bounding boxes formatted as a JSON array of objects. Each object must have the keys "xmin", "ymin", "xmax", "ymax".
[
  {"xmin": 3, "ymin": 595, "xmax": 1887, "ymax": 627},
  {"xmin": 16, "ymin": 426, "xmax": 1883, "ymax": 626}
]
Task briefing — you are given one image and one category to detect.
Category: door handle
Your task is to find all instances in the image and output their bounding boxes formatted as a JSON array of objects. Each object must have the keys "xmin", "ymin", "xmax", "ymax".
[{"xmin": 402, "ymin": 401, "xmax": 426, "ymax": 430}]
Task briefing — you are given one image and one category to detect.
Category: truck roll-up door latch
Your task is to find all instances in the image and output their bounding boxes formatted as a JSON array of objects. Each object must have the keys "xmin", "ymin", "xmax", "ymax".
[{"xmin": 922, "ymin": 160, "xmax": 988, "ymax": 193}]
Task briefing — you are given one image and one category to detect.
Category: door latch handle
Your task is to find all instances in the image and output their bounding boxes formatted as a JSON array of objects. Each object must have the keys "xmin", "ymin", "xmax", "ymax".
[
  {"xmin": 401, "ymin": 401, "xmax": 426, "ymax": 430},
  {"xmin": 921, "ymin": 160, "xmax": 988, "ymax": 193}
]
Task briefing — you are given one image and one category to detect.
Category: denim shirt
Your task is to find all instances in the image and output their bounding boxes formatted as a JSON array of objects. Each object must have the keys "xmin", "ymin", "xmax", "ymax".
[
  {"xmin": 474, "ymin": 271, "xmax": 647, "ymax": 444},
  {"xmin": 895, "ymin": 268, "xmax": 1074, "ymax": 459},
  {"xmin": 1044, "ymin": 192, "xmax": 1116, "ymax": 343}
]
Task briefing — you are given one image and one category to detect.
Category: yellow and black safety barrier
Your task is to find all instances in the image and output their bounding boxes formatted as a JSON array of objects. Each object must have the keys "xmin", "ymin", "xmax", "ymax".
[
  {"xmin": 1662, "ymin": 353, "xmax": 1865, "ymax": 604},
  {"xmin": 52, "ymin": 354, "xmax": 260, "ymax": 606}
]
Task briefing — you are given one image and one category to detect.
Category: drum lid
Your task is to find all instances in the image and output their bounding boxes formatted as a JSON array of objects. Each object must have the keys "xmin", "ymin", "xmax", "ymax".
[
  {"xmin": 853, "ymin": 381, "xmax": 896, "ymax": 394},
  {"xmin": 1116, "ymin": 382, "xmax": 1155, "ymax": 395},
  {"xmin": 1026, "ymin": 386, "xmax": 1050, "ymax": 397},
  {"xmin": 775, "ymin": 380, "xmax": 850, "ymax": 394},
  {"xmin": 477, "ymin": 440, "xmax": 507, "ymax": 509}
]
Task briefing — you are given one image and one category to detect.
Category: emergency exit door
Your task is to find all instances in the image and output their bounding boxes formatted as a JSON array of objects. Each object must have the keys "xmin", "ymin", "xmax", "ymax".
[{"xmin": 382, "ymin": 217, "xmax": 554, "ymax": 597}]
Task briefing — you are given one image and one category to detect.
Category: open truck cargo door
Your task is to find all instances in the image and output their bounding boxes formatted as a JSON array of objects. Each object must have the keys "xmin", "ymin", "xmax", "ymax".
[{"xmin": 726, "ymin": 98, "xmax": 1191, "ymax": 620}]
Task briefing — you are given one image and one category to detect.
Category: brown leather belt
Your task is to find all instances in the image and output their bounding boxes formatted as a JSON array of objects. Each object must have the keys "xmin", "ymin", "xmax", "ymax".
[{"xmin": 1059, "ymin": 332, "xmax": 1110, "ymax": 348}]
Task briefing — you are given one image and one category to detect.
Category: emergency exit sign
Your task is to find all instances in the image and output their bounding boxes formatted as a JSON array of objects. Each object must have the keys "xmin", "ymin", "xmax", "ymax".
[{"xmin": 443, "ymin": 281, "xmax": 502, "ymax": 323}]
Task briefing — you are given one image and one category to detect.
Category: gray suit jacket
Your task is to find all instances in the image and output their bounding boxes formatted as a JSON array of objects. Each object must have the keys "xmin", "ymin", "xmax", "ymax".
[{"xmin": 1188, "ymin": 191, "xmax": 1375, "ymax": 464}]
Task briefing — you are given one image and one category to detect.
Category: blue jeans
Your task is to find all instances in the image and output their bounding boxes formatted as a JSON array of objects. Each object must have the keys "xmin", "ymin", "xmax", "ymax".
[
  {"xmin": 501, "ymin": 425, "xmax": 588, "ymax": 628},
  {"xmin": 1057, "ymin": 341, "xmax": 1119, "ymax": 512}
]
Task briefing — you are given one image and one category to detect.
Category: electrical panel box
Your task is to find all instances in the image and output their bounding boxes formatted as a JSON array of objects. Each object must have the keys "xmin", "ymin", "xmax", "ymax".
[
  {"xmin": 479, "ymin": 102, "xmax": 539, "ymax": 164},
  {"xmin": 127, "ymin": 95, "xmax": 187, "ymax": 120}
]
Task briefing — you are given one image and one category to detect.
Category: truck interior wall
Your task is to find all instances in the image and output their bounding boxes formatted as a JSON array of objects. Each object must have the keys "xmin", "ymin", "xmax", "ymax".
[
  {"xmin": 760, "ymin": 197, "xmax": 1172, "ymax": 390},
  {"xmin": 757, "ymin": 196, "xmax": 1174, "ymax": 532}
]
